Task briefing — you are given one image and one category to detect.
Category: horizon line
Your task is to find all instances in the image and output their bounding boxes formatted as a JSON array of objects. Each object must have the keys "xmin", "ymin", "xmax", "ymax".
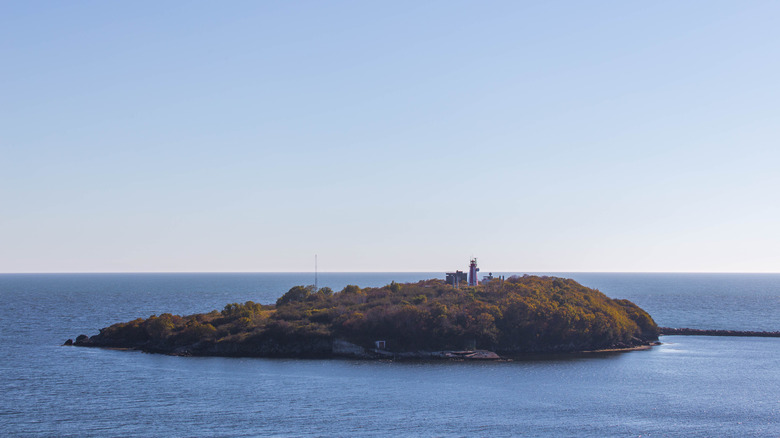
[{"xmin": 2, "ymin": 270, "xmax": 780, "ymax": 275}]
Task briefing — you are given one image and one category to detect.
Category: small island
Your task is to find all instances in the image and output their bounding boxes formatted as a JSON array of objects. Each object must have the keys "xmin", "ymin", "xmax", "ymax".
[{"xmin": 69, "ymin": 275, "xmax": 659, "ymax": 359}]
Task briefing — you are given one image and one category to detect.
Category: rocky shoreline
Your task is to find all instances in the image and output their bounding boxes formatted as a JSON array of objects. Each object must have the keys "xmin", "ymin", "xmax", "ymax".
[
  {"xmin": 64, "ymin": 334, "xmax": 659, "ymax": 361},
  {"xmin": 65, "ymin": 334, "xmax": 505, "ymax": 360}
]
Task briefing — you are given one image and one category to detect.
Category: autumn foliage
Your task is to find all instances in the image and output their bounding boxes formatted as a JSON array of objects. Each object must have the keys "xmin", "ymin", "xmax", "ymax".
[{"xmin": 82, "ymin": 276, "xmax": 658, "ymax": 355}]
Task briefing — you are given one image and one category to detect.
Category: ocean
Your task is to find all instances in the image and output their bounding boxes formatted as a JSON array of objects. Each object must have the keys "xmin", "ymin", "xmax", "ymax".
[{"xmin": 1, "ymin": 272, "xmax": 778, "ymax": 436}]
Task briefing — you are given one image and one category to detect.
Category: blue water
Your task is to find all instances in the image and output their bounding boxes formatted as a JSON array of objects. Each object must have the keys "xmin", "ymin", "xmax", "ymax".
[{"xmin": 1, "ymin": 272, "xmax": 779, "ymax": 436}]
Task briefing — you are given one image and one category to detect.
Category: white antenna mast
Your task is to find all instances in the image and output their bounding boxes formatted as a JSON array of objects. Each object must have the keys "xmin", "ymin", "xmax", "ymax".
[{"xmin": 314, "ymin": 254, "xmax": 318, "ymax": 291}]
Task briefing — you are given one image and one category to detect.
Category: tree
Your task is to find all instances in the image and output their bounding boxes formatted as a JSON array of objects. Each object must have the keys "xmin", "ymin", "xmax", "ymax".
[
  {"xmin": 276, "ymin": 285, "xmax": 315, "ymax": 306},
  {"xmin": 340, "ymin": 285, "xmax": 361, "ymax": 295},
  {"xmin": 317, "ymin": 287, "xmax": 333, "ymax": 297}
]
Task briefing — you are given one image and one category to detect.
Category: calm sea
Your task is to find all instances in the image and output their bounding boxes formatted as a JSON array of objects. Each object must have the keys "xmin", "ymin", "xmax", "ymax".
[{"xmin": 1, "ymin": 272, "xmax": 778, "ymax": 436}]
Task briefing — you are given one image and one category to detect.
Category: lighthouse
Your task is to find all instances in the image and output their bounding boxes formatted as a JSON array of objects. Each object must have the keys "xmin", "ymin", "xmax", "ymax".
[{"xmin": 468, "ymin": 258, "xmax": 479, "ymax": 286}]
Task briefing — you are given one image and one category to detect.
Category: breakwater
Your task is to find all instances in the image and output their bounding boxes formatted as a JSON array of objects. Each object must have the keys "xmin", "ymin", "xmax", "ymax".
[{"xmin": 659, "ymin": 327, "xmax": 780, "ymax": 337}]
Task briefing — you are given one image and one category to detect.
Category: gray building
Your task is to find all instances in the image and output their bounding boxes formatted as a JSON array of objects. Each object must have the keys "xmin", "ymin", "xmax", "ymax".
[{"xmin": 445, "ymin": 270, "xmax": 468, "ymax": 287}]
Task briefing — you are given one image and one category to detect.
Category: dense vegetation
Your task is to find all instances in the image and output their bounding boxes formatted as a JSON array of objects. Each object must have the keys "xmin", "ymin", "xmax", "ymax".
[{"xmin": 74, "ymin": 276, "xmax": 659, "ymax": 357}]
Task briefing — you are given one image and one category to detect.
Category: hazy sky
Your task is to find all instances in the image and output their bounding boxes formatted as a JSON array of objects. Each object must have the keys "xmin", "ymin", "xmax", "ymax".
[{"xmin": 2, "ymin": 1, "xmax": 779, "ymax": 273}]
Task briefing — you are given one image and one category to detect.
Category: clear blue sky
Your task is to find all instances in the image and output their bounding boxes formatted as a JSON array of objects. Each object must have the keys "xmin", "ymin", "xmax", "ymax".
[{"xmin": 2, "ymin": 1, "xmax": 779, "ymax": 273}]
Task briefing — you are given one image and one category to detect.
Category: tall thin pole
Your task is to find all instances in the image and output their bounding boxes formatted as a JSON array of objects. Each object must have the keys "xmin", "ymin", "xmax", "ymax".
[{"xmin": 314, "ymin": 254, "xmax": 318, "ymax": 291}]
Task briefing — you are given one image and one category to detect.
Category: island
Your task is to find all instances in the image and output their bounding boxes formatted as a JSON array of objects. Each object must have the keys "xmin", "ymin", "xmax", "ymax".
[{"xmin": 69, "ymin": 275, "xmax": 660, "ymax": 360}]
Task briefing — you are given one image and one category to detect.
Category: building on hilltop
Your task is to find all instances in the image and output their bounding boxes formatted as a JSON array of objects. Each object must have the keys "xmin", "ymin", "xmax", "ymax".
[
  {"xmin": 447, "ymin": 258, "xmax": 483, "ymax": 288},
  {"xmin": 468, "ymin": 258, "xmax": 479, "ymax": 286},
  {"xmin": 446, "ymin": 270, "xmax": 468, "ymax": 288}
]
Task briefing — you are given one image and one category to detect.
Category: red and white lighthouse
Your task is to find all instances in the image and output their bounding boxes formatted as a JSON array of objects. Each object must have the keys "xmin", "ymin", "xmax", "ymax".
[{"xmin": 468, "ymin": 258, "xmax": 479, "ymax": 286}]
